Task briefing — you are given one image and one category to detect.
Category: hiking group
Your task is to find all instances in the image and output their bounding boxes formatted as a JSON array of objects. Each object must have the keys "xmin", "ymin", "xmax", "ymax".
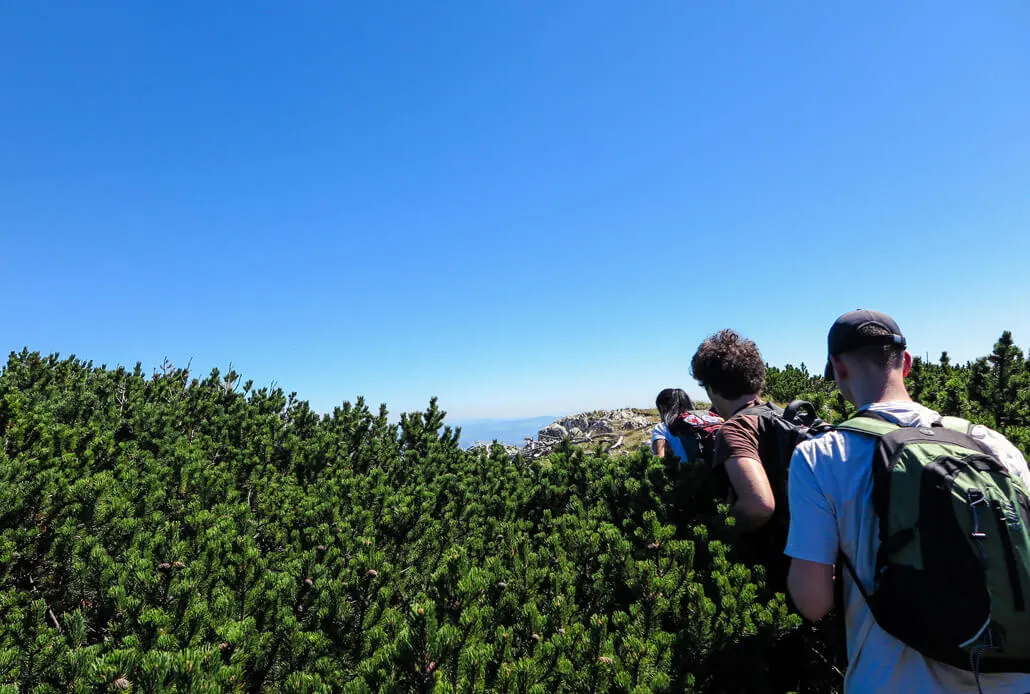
[{"xmin": 652, "ymin": 309, "xmax": 1030, "ymax": 694}]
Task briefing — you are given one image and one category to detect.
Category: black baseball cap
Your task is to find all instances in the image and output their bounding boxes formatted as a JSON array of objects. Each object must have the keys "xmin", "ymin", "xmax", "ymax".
[{"xmin": 824, "ymin": 309, "xmax": 907, "ymax": 379}]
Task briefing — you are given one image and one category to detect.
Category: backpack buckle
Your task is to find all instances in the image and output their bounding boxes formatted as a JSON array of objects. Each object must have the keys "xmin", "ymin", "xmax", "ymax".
[{"xmin": 967, "ymin": 489, "xmax": 990, "ymax": 556}]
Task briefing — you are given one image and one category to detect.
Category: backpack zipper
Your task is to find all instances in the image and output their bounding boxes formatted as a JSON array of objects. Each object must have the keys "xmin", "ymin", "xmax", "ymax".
[{"xmin": 992, "ymin": 500, "xmax": 1025, "ymax": 611}]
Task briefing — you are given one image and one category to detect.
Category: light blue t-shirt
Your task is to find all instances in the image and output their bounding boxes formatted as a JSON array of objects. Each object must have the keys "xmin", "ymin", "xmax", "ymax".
[
  {"xmin": 651, "ymin": 422, "xmax": 690, "ymax": 462},
  {"xmin": 786, "ymin": 401, "xmax": 1030, "ymax": 694}
]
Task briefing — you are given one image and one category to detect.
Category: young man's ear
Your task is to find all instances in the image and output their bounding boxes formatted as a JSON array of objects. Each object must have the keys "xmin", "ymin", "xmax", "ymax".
[
  {"xmin": 902, "ymin": 351, "xmax": 913, "ymax": 377},
  {"xmin": 829, "ymin": 355, "xmax": 847, "ymax": 381}
]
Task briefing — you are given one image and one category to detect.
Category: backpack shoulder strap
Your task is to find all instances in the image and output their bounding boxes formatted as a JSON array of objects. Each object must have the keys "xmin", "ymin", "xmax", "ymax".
[
  {"xmin": 835, "ymin": 413, "xmax": 900, "ymax": 438},
  {"xmin": 938, "ymin": 416, "xmax": 998, "ymax": 457}
]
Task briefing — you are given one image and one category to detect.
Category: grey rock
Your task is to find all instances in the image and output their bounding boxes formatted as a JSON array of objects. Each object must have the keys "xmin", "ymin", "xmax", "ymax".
[
  {"xmin": 538, "ymin": 423, "xmax": 568, "ymax": 441},
  {"xmin": 557, "ymin": 414, "xmax": 590, "ymax": 432},
  {"xmin": 471, "ymin": 408, "xmax": 659, "ymax": 461}
]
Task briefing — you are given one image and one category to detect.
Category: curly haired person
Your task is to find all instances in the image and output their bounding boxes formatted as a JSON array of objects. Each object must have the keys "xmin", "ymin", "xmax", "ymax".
[{"xmin": 690, "ymin": 329, "xmax": 792, "ymax": 587}]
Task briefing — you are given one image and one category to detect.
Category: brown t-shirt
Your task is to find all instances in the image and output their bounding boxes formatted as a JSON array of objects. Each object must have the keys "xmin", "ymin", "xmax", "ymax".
[
  {"xmin": 710, "ymin": 400, "xmax": 792, "ymax": 592},
  {"xmin": 712, "ymin": 406, "xmax": 763, "ymax": 471}
]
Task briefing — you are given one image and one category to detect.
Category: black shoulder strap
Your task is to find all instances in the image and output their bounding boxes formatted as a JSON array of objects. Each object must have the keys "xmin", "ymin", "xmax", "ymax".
[
  {"xmin": 833, "ymin": 548, "xmax": 873, "ymax": 670},
  {"xmin": 834, "ymin": 412, "xmax": 883, "ymax": 610},
  {"xmin": 837, "ymin": 549, "xmax": 873, "ymax": 604}
]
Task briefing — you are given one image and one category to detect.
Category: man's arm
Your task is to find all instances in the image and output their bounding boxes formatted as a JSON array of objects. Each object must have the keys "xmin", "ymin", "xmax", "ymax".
[
  {"xmin": 788, "ymin": 559, "xmax": 835, "ymax": 621},
  {"xmin": 713, "ymin": 416, "xmax": 775, "ymax": 530},
  {"xmin": 784, "ymin": 442, "xmax": 839, "ymax": 621},
  {"xmin": 723, "ymin": 455, "xmax": 775, "ymax": 531}
]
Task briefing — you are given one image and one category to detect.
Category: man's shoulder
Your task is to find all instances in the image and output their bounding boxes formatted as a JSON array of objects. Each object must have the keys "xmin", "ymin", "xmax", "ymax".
[
  {"xmin": 964, "ymin": 422, "xmax": 1030, "ymax": 479},
  {"xmin": 716, "ymin": 411, "xmax": 760, "ymax": 438},
  {"xmin": 966, "ymin": 420, "xmax": 1018, "ymax": 451},
  {"xmin": 731, "ymin": 401, "xmax": 781, "ymax": 419},
  {"xmin": 795, "ymin": 427, "xmax": 844, "ymax": 450},
  {"xmin": 794, "ymin": 427, "xmax": 860, "ymax": 464},
  {"xmin": 711, "ymin": 411, "xmax": 762, "ymax": 466},
  {"xmin": 864, "ymin": 402, "xmax": 1024, "ymax": 464}
]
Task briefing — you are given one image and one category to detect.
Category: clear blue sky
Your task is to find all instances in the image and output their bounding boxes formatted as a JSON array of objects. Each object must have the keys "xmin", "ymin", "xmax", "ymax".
[{"xmin": 3, "ymin": 1, "xmax": 1029, "ymax": 420}]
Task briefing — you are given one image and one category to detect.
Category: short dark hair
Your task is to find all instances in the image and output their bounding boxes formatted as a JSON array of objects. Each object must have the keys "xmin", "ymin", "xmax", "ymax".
[
  {"xmin": 847, "ymin": 324, "xmax": 905, "ymax": 372},
  {"xmin": 690, "ymin": 329, "xmax": 765, "ymax": 399},
  {"xmin": 655, "ymin": 388, "xmax": 694, "ymax": 429}
]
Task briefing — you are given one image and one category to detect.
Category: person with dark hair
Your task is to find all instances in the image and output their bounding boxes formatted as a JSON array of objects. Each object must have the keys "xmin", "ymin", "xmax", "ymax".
[
  {"xmin": 690, "ymin": 330, "xmax": 776, "ymax": 528},
  {"xmin": 651, "ymin": 388, "xmax": 695, "ymax": 460},
  {"xmin": 690, "ymin": 328, "xmax": 808, "ymax": 595},
  {"xmin": 787, "ymin": 310, "xmax": 1030, "ymax": 693}
]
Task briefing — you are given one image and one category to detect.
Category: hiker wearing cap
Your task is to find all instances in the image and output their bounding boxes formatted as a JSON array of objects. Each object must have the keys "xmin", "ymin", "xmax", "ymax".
[{"xmin": 786, "ymin": 310, "xmax": 1030, "ymax": 693}]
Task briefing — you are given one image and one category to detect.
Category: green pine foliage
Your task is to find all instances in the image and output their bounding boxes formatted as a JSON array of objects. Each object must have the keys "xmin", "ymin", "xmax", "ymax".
[
  {"xmin": 762, "ymin": 363, "xmax": 853, "ymax": 423},
  {"xmin": 764, "ymin": 336, "xmax": 1030, "ymax": 443},
  {"xmin": 2, "ymin": 333, "xmax": 1028, "ymax": 692},
  {"xmin": 0, "ymin": 351, "xmax": 798, "ymax": 693}
]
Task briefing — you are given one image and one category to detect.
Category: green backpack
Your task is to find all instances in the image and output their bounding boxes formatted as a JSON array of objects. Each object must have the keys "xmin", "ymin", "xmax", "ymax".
[{"xmin": 836, "ymin": 412, "xmax": 1030, "ymax": 673}]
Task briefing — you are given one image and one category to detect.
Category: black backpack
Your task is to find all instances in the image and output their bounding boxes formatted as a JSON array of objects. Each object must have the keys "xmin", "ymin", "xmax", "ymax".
[
  {"xmin": 835, "ymin": 413, "xmax": 1030, "ymax": 674},
  {"xmin": 730, "ymin": 400, "xmax": 833, "ymax": 588},
  {"xmin": 735, "ymin": 400, "xmax": 832, "ymax": 525}
]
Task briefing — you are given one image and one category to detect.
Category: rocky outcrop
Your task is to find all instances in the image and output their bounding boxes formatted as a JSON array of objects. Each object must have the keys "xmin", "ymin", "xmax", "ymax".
[
  {"xmin": 520, "ymin": 409, "xmax": 655, "ymax": 459},
  {"xmin": 466, "ymin": 441, "xmax": 522, "ymax": 457},
  {"xmin": 465, "ymin": 409, "xmax": 657, "ymax": 460},
  {"xmin": 537, "ymin": 423, "xmax": 569, "ymax": 441}
]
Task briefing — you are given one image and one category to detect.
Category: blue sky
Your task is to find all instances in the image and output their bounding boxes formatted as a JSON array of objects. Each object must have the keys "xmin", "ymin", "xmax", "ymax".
[{"xmin": 3, "ymin": 1, "xmax": 1029, "ymax": 420}]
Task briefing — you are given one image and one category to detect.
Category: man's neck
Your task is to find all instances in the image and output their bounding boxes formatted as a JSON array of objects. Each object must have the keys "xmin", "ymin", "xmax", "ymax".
[
  {"xmin": 717, "ymin": 393, "xmax": 761, "ymax": 418},
  {"xmin": 853, "ymin": 377, "xmax": 912, "ymax": 409}
]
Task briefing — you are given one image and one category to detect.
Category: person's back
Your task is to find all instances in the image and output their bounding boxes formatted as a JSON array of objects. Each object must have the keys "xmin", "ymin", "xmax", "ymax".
[
  {"xmin": 713, "ymin": 400, "xmax": 798, "ymax": 589},
  {"xmin": 651, "ymin": 388, "xmax": 695, "ymax": 462},
  {"xmin": 690, "ymin": 331, "xmax": 774, "ymax": 522},
  {"xmin": 786, "ymin": 310, "xmax": 1030, "ymax": 693},
  {"xmin": 791, "ymin": 401, "xmax": 1030, "ymax": 692},
  {"xmin": 691, "ymin": 330, "xmax": 797, "ymax": 590},
  {"xmin": 652, "ymin": 419, "xmax": 691, "ymax": 461}
]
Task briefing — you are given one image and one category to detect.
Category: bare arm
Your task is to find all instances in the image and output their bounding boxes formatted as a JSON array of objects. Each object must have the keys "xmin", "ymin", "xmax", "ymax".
[
  {"xmin": 788, "ymin": 558, "xmax": 835, "ymax": 621},
  {"xmin": 654, "ymin": 438, "xmax": 668, "ymax": 457},
  {"xmin": 723, "ymin": 455, "xmax": 775, "ymax": 531}
]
